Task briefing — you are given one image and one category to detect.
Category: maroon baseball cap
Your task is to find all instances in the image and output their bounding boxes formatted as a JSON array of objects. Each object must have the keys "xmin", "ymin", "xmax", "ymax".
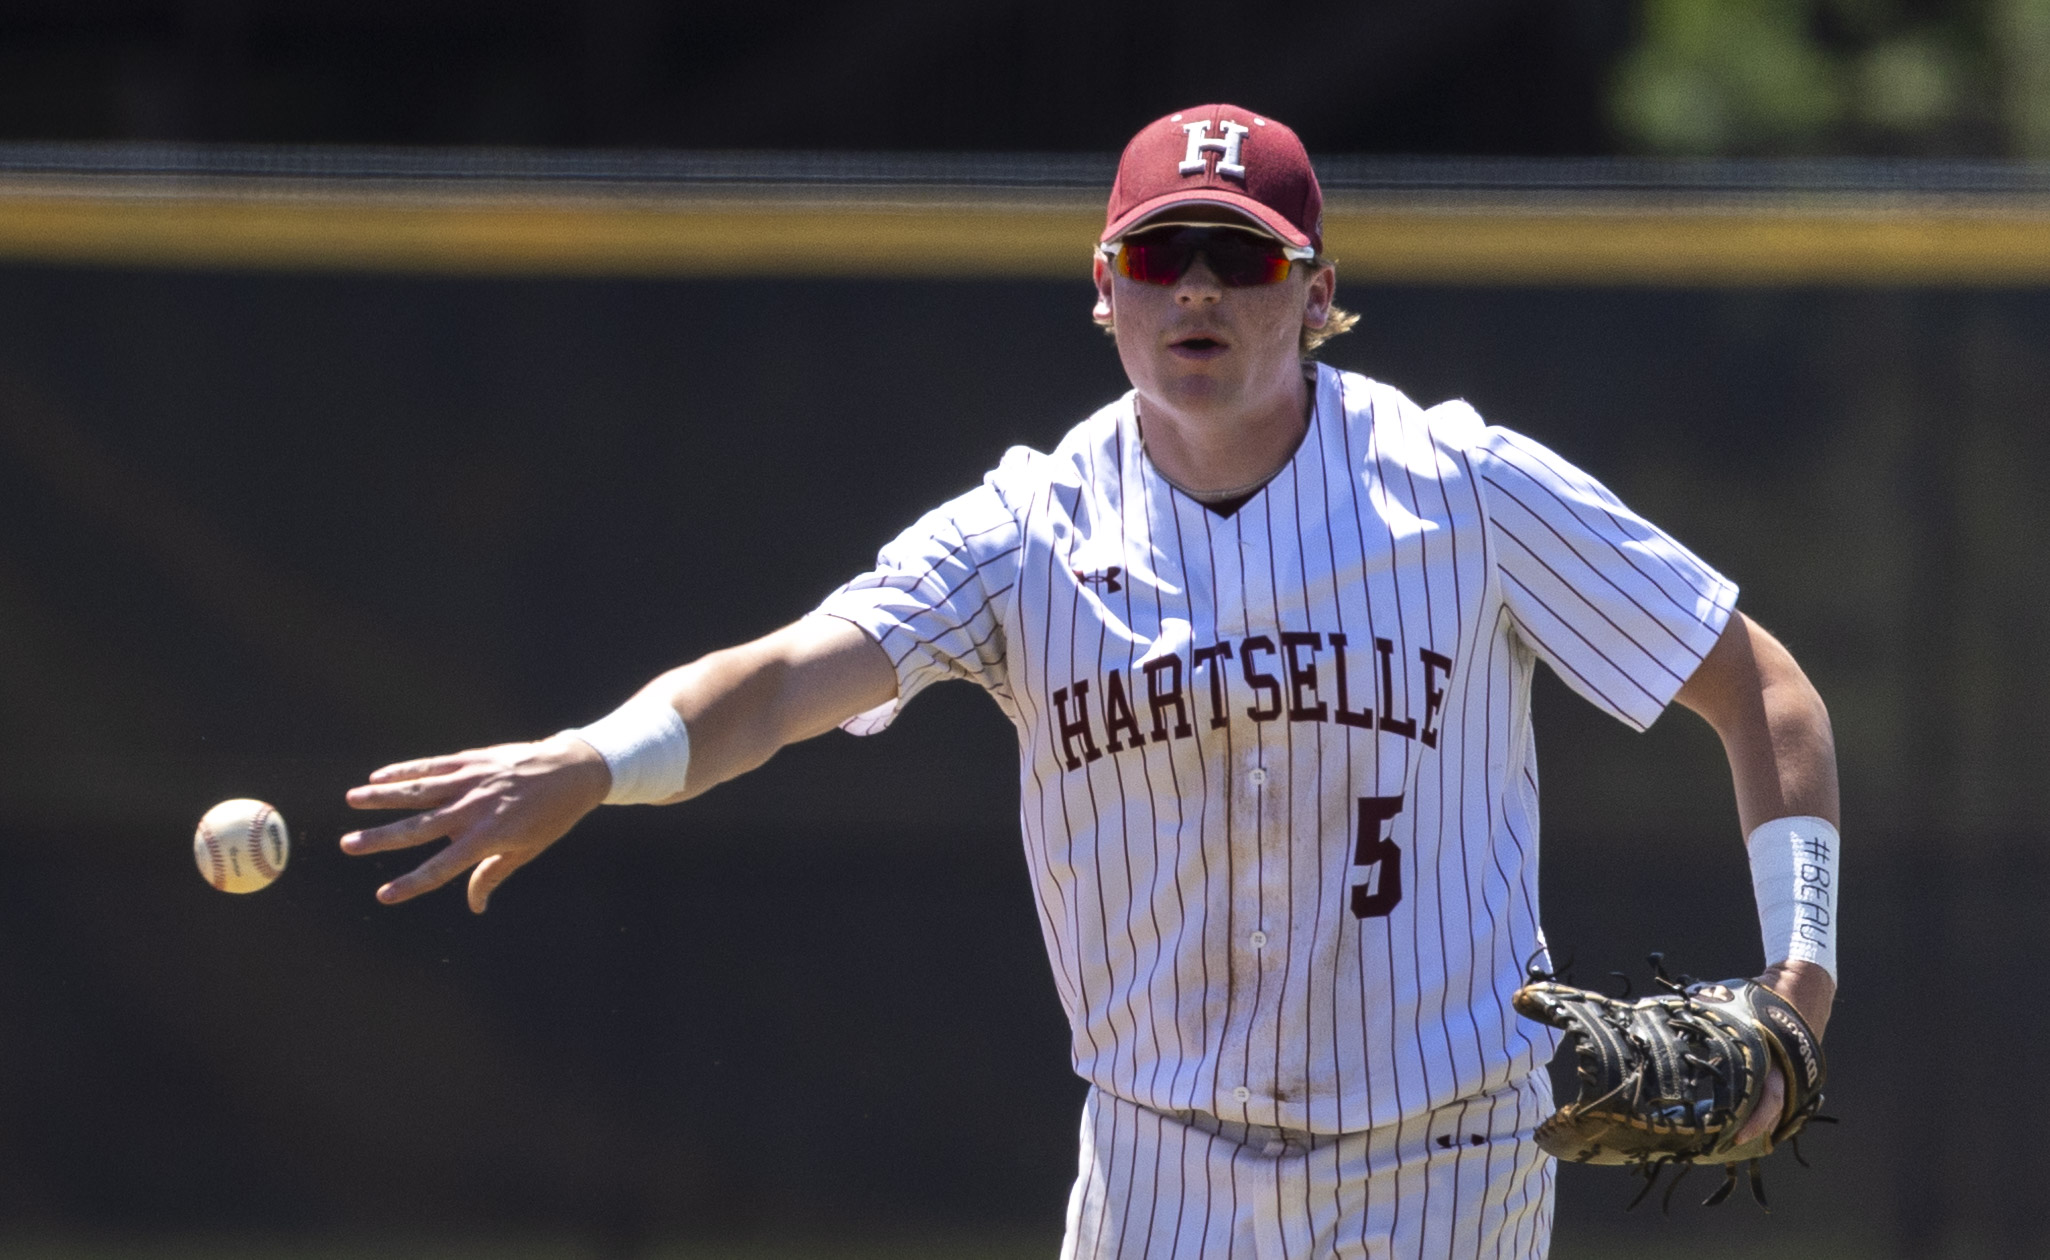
[{"xmin": 1101, "ymin": 105, "xmax": 1323, "ymax": 254}]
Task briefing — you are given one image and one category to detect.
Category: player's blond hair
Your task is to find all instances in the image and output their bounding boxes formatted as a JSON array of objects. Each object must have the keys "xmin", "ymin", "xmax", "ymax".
[{"xmin": 1093, "ymin": 255, "xmax": 1360, "ymax": 355}]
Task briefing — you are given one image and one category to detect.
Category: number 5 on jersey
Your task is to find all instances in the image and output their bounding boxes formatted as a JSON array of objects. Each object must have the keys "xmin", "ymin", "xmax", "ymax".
[{"xmin": 1351, "ymin": 794, "xmax": 1404, "ymax": 918}]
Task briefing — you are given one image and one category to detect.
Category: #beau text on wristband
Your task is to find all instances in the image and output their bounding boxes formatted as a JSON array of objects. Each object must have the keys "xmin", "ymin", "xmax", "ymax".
[{"xmin": 1747, "ymin": 815, "xmax": 1839, "ymax": 982}]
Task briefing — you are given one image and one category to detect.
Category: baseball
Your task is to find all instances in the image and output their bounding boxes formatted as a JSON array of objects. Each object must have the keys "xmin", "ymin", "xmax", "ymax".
[{"xmin": 193, "ymin": 798, "xmax": 289, "ymax": 893}]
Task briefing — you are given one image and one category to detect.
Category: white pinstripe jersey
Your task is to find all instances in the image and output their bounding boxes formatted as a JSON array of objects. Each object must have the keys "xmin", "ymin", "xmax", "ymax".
[{"xmin": 819, "ymin": 363, "xmax": 1737, "ymax": 1135}]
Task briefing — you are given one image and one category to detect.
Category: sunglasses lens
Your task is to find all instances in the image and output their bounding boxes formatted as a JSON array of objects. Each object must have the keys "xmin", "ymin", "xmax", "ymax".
[
  {"xmin": 1117, "ymin": 236, "xmax": 1190, "ymax": 284},
  {"xmin": 1115, "ymin": 228, "xmax": 1293, "ymax": 287},
  {"xmin": 1203, "ymin": 234, "xmax": 1294, "ymax": 286}
]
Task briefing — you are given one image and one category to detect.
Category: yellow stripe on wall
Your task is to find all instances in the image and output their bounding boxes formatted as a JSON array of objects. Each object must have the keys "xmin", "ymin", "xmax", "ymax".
[
  {"xmin": 1329, "ymin": 209, "xmax": 2050, "ymax": 285},
  {"xmin": 3, "ymin": 182, "xmax": 2050, "ymax": 284}
]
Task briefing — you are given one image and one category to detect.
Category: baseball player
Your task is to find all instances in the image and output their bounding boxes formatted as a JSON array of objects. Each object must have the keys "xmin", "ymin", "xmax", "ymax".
[{"xmin": 343, "ymin": 106, "xmax": 1840, "ymax": 1257}]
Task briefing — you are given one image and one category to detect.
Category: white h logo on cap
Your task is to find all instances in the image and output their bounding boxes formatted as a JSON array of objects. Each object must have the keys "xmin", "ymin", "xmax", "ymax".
[{"xmin": 1179, "ymin": 119, "xmax": 1250, "ymax": 179}]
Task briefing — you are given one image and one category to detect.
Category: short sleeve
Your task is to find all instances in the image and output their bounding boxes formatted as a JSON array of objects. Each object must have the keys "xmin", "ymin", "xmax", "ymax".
[
  {"xmin": 1469, "ymin": 426, "xmax": 1738, "ymax": 731},
  {"xmin": 814, "ymin": 470, "xmax": 1025, "ymax": 735}
]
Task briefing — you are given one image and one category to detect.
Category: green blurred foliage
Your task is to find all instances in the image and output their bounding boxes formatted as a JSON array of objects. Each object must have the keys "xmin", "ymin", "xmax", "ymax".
[{"xmin": 1614, "ymin": 0, "xmax": 2050, "ymax": 155}]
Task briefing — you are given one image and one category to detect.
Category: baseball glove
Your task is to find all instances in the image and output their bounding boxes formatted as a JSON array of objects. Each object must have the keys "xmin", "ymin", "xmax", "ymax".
[{"xmin": 1513, "ymin": 955, "xmax": 1829, "ymax": 1211}]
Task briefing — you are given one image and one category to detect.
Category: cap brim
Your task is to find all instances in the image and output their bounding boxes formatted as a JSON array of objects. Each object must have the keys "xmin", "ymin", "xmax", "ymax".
[{"xmin": 1101, "ymin": 189, "xmax": 1314, "ymax": 251}]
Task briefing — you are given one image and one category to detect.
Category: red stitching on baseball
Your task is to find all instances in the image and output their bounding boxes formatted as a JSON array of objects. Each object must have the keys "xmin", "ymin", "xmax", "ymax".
[
  {"xmin": 247, "ymin": 804, "xmax": 280, "ymax": 882},
  {"xmin": 199, "ymin": 819, "xmax": 227, "ymax": 889}
]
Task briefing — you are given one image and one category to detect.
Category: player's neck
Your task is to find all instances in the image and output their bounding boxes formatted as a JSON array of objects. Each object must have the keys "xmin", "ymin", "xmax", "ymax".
[{"xmin": 1135, "ymin": 362, "xmax": 1313, "ymax": 499}]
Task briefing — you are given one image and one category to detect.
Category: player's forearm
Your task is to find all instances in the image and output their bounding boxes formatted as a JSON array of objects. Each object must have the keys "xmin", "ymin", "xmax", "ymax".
[
  {"xmin": 1748, "ymin": 638, "xmax": 1839, "ymax": 832},
  {"xmin": 1676, "ymin": 614, "xmax": 1841, "ymax": 1026},
  {"xmin": 629, "ymin": 645, "xmax": 800, "ymax": 801},
  {"xmin": 1676, "ymin": 613, "xmax": 1840, "ymax": 835},
  {"xmin": 628, "ymin": 617, "xmax": 897, "ymax": 803}
]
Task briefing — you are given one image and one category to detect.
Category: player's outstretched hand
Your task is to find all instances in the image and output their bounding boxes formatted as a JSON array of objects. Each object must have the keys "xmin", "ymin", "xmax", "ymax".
[{"xmin": 341, "ymin": 733, "xmax": 610, "ymax": 913}]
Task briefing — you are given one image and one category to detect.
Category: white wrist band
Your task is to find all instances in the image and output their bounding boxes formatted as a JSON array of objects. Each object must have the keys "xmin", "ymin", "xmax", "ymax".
[
  {"xmin": 563, "ymin": 696, "xmax": 691, "ymax": 805},
  {"xmin": 1747, "ymin": 815, "xmax": 1839, "ymax": 982}
]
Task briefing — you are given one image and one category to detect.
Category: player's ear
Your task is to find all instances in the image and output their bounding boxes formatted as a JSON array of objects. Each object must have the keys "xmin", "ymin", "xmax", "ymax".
[
  {"xmin": 1301, "ymin": 263, "xmax": 1335, "ymax": 330},
  {"xmin": 1092, "ymin": 253, "xmax": 1114, "ymax": 323}
]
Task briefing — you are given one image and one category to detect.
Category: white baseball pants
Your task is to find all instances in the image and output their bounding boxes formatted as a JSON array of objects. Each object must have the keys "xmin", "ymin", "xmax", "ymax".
[{"xmin": 1061, "ymin": 1074, "xmax": 1555, "ymax": 1259}]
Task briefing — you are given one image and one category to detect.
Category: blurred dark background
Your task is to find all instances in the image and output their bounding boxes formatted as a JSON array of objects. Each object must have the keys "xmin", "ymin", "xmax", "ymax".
[
  {"xmin": 6, "ymin": 0, "xmax": 2050, "ymax": 158},
  {"xmin": 0, "ymin": 0, "xmax": 1624, "ymax": 154},
  {"xmin": 3, "ymin": 4, "xmax": 2049, "ymax": 1259}
]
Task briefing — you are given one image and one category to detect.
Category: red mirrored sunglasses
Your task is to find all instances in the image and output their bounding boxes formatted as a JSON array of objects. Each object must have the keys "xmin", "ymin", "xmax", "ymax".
[{"xmin": 1101, "ymin": 222, "xmax": 1315, "ymax": 287}]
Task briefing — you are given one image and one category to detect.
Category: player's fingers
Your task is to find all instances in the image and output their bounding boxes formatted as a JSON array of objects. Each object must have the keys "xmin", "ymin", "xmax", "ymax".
[
  {"xmin": 364, "ymin": 752, "xmax": 484, "ymax": 784},
  {"xmin": 345, "ymin": 769, "xmax": 474, "ymax": 812},
  {"xmin": 467, "ymin": 851, "xmax": 532, "ymax": 915},
  {"xmin": 1734, "ymin": 1068, "xmax": 1786, "ymax": 1148},
  {"xmin": 339, "ymin": 804, "xmax": 462, "ymax": 855},
  {"xmin": 375, "ymin": 835, "xmax": 488, "ymax": 904}
]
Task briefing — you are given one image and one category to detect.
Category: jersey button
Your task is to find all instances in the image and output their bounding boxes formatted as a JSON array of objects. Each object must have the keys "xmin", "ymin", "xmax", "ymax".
[
  {"xmin": 1248, "ymin": 767, "xmax": 1268, "ymax": 786},
  {"xmin": 1232, "ymin": 1086, "xmax": 1252, "ymax": 1103},
  {"xmin": 1249, "ymin": 931, "xmax": 1269, "ymax": 949}
]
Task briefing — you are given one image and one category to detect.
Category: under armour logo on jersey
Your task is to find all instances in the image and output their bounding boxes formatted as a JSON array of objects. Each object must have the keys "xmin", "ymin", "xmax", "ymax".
[
  {"xmin": 1074, "ymin": 565, "xmax": 1123, "ymax": 593},
  {"xmin": 1179, "ymin": 120, "xmax": 1250, "ymax": 179}
]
